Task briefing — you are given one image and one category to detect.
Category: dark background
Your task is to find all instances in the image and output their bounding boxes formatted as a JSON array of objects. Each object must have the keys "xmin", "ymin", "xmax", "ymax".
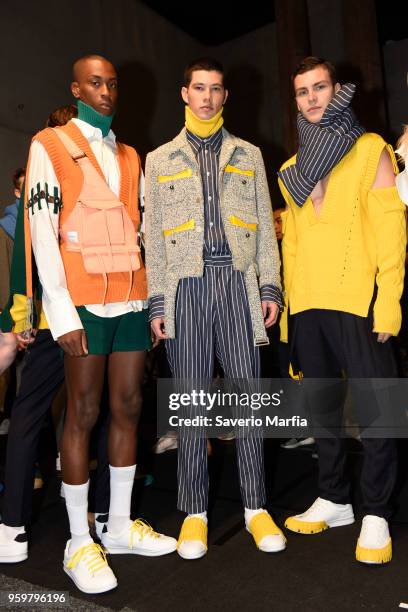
[{"xmin": 0, "ymin": 0, "xmax": 407, "ymax": 209}]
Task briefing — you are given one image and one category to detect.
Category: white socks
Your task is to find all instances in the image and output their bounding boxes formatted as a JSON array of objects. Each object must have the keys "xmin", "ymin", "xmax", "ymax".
[
  {"xmin": 245, "ymin": 507, "xmax": 265, "ymax": 526},
  {"xmin": 63, "ymin": 480, "xmax": 92, "ymax": 553},
  {"xmin": 107, "ymin": 464, "xmax": 136, "ymax": 536},
  {"xmin": 187, "ymin": 512, "xmax": 207, "ymax": 523},
  {"xmin": 4, "ymin": 525, "xmax": 25, "ymax": 539}
]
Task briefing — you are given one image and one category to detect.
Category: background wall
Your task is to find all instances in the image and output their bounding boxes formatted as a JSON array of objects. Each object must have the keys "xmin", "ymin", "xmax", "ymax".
[
  {"xmin": 0, "ymin": 1, "xmax": 285, "ymax": 209},
  {"xmin": 0, "ymin": 0, "xmax": 407, "ymax": 211}
]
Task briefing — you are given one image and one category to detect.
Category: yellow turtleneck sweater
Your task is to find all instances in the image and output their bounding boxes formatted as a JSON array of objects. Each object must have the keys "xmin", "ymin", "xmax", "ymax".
[{"xmin": 185, "ymin": 106, "xmax": 224, "ymax": 138}]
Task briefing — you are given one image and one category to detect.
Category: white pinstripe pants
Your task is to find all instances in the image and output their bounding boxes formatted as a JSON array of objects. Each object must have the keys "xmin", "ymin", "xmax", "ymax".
[{"xmin": 166, "ymin": 262, "xmax": 266, "ymax": 513}]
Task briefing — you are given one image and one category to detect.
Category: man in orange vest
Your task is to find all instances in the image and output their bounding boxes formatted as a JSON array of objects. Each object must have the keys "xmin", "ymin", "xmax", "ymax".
[{"xmin": 17, "ymin": 55, "xmax": 176, "ymax": 594}]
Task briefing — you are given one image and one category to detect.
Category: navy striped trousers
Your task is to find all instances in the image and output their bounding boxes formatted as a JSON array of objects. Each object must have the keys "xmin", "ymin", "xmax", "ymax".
[{"xmin": 166, "ymin": 260, "xmax": 266, "ymax": 514}]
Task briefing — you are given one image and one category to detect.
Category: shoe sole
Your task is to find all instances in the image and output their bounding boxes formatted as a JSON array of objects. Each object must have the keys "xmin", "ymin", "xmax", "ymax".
[
  {"xmin": 327, "ymin": 517, "xmax": 355, "ymax": 528},
  {"xmin": 103, "ymin": 544, "xmax": 177, "ymax": 556},
  {"xmin": 177, "ymin": 548, "xmax": 207, "ymax": 560},
  {"xmin": 0, "ymin": 553, "xmax": 28, "ymax": 563},
  {"xmin": 63, "ymin": 567, "xmax": 117, "ymax": 594},
  {"xmin": 285, "ymin": 516, "xmax": 355, "ymax": 534}
]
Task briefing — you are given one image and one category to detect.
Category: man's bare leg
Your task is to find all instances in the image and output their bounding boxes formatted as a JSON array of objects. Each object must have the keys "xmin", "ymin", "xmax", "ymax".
[
  {"xmin": 105, "ymin": 351, "xmax": 145, "ymax": 536},
  {"xmin": 61, "ymin": 354, "xmax": 106, "ymax": 553},
  {"xmin": 101, "ymin": 350, "xmax": 177, "ymax": 555}
]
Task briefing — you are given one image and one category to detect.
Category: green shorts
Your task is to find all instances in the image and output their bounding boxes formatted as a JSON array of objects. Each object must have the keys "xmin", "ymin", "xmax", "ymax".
[{"xmin": 76, "ymin": 307, "xmax": 151, "ymax": 355}]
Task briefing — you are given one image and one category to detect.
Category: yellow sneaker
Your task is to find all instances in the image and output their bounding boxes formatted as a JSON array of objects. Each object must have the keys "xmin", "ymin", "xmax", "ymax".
[
  {"xmin": 355, "ymin": 515, "xmax": 392, "ymax": 565},
  {"xmin": 246, "ymin": 511, "xmax": 286, "ymax": 552},
  {"xmin": 177, "ymin": 516, "xmax": 208, "ymax": 560}
]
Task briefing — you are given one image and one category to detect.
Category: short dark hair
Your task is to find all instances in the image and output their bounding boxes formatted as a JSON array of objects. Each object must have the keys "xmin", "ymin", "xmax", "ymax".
[
  {"xmin": 292, "ymin": 56, "xmax": 337, "ymax": 86},
  {"xmin": 12, "ymin": 167, "xmax": 25, "ymax": 189},
  {"xmin": 184, "ymin": 57, "xmax": 225, "ymax": 87},
  {"xmin": 46, "ymin": 104, "xmax": 78, "ymax": 128}
]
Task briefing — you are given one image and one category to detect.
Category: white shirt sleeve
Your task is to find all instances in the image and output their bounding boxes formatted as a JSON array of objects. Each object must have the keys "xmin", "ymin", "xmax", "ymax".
[{"xmin": 28, "ymin": 139, "xmax": 83, "ymax": 340}]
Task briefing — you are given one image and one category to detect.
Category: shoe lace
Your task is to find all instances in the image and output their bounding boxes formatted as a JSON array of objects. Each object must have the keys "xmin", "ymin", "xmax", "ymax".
[
  {"xmin": 129, "ymin": 519, "xmax": 160, "ymax": 547},
  {"xmin": 66, "ymin": 542, "xmax": 108, "ymax": 575}
]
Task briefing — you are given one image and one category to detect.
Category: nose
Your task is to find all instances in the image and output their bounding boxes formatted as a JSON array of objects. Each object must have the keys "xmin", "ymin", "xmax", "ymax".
[
  {"xmin": 203, "ymin": 87, "xmax": 211, "ymax": 102},
  {"xmin": 307, "ymin": 89, "xmax": 317, "ymax": 103},
  {"xmin": 100, "ymin": 83, "xmax": 110, "ymax": 98}
]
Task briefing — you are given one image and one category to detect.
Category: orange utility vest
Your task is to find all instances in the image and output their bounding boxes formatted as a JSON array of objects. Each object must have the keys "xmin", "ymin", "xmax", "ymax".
[{"xmin": 24, "ymin": 120, "xmax": 147, "ymax": 305}]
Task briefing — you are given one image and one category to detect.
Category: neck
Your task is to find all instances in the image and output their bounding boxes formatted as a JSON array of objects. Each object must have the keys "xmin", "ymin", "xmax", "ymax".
[
  {"xmin": 185, "ymin": 106, "xmax": 224, "ymax": 138},
  {"xmin": 77, "ymin": 100, "xmax": 114, "ymax": 137}
]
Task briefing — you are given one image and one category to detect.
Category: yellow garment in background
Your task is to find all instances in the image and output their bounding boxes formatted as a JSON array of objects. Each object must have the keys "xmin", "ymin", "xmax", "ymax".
[{"xmin": 10, "ymin": 294, "xmax": 48, "ymax": 332}]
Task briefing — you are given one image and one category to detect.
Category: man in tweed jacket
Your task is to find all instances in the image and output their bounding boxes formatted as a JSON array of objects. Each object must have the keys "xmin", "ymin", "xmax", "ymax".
[{"xmin": 145, "ymin": 57, "xmax": 284, "ymax": 559}]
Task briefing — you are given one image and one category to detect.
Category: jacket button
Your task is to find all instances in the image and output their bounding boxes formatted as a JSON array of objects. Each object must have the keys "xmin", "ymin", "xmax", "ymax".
[
  {"xmin": 242, "ymin": 180, "xmax": 247, "ymax": 185},
  {"xmin": 169, "ymin": 185, "xmax": 174, "ymax": 190},
  {"xmin": 245, "ymin": 232, "xmax": 250, "ymax": 238},
  {"xmin": 171, "ymin": 239, "xmax": 176, "ymax": 244}
]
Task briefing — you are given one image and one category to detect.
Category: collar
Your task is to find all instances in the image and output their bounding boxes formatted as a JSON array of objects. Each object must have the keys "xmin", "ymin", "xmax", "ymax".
[
  {"xmin": 186, "ymin": 128, "xmax": 223, "ymax": 155},
  {"xmin": 71, "ymin": 118, "xmax": 116, "ymax": 150}
]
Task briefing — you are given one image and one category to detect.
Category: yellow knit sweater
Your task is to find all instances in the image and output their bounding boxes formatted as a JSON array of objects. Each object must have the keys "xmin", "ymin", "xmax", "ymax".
[{"xmin": 279, "ymin": 132, "xmax": 406, "ymax": 339}]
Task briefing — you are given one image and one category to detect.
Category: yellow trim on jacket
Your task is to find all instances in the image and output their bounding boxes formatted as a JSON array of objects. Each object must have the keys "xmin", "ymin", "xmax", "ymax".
[
  {"xmin": 279, "ymin": 132, "xmax": 406, "ymax": 338},
  {"xmin": 157, "ymin": 168, "xmax": 193, "ymax": 183},
  {"xmin": 228, "ymin": 215, "xmax": 257, "ymax": 230},
  {"xmin": 225, "ymin": 165, "xmax": 254, "ymax": 177},
  {"xmin": 163, "ymin": 219, "xmax": 196, "ymax": 236}
]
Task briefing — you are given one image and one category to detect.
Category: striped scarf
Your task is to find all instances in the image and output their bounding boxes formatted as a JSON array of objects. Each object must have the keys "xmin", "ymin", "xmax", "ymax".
[{"xmin": 279, "ymin": 83, "xmax": 365, "ymax": 207}]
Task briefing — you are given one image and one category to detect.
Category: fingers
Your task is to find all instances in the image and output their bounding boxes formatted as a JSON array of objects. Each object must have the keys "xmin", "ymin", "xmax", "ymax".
[
  {"xmin": 57, "ymin": 329, "xmax": 88, "ymax": 357},
  {"xmin": 81, "ymin": 330, "xmax": 89, "ymax": 355},
  {"xmin": 151, "ymin": 318, "xmax": 167, "ymax": 340},
  {"xmin": 377, "ymin": 332, "xmax": 392, "ymax": 343},
  {"xmin": 263, "ymin": 302, "xmax": 279, "ymax": 328}
]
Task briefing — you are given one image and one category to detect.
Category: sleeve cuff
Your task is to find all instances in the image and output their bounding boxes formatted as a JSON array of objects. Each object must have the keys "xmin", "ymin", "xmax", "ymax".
[
  {"xmin": 41, "ymin": 296, "xmax": 83, "ymax": 340},
  {"xmin": 260, "ymin": 284, "xmax": 284, "ymax": 310},
  {"xmin": 148, "ymin": 295, "xmax": 165, "ymax": 321}
]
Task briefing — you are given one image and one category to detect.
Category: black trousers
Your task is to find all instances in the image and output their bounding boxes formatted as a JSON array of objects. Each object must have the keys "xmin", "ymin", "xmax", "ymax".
[
  {"xmin": 3, "ymin": 330, "xmax": 110, "ymax": 526},
  {"xmin": 292, "ymin": 308, "xmax": 398, "ymax": 519}
]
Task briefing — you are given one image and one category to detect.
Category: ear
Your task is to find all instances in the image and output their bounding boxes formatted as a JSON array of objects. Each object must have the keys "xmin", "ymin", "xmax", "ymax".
[
  {"xmin": 334, "ymin": 82, "xmax": 341, "ymax": 94},
  {"xmin": 223, "ymin": 89, "xmax": 229, "ymax": 105},
  {"xmin": 14, "ymin": 188, "xmax": 20, "ymax": 199},
  {"xmin": 71, "ymin": 81, "xmax": 80, "ymax": 99},
  {"xmin": 181, "ymin": 86, "xmax": 189, "ymax": 105}
]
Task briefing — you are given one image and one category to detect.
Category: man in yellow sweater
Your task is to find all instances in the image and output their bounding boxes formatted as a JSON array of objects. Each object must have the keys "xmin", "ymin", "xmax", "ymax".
[{"xmin": 278, "ymin": 56, "xmax": 406, "ymax": 564}]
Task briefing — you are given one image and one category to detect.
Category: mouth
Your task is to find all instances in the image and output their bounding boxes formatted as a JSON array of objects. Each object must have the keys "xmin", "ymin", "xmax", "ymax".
[
  {"xmin": 99, "ymin": 102, "xmax": 113, "ymax": 112},
  {"xmin": 200, "ymin": 106, "xmax": 213, "ymax": 111},
  {"xmin": 308, "ymin": 106, "xmax": 321, "ymax": 113}
]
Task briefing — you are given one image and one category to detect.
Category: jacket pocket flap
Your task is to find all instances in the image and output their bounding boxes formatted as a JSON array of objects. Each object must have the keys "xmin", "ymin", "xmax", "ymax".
[
  {"xmin": 228, "ymin": 214, "xmax": 257, "ymax": 230},
  {"xmin": 163, "ymin": 219, "xmax": 195, "ymax": 236},
  {"xmin": 158, "ymin": 169, "xmax": 193, "ymax": 183},
  {"xmin": 225, "ymin": 165, "xmax": 255, "ymax": 177}
]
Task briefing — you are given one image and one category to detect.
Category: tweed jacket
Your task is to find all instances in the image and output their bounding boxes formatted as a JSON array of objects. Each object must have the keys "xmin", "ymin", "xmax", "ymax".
[{"xmin": 145, "ymin": 127, "xmax": 281, "ymax": 345}]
